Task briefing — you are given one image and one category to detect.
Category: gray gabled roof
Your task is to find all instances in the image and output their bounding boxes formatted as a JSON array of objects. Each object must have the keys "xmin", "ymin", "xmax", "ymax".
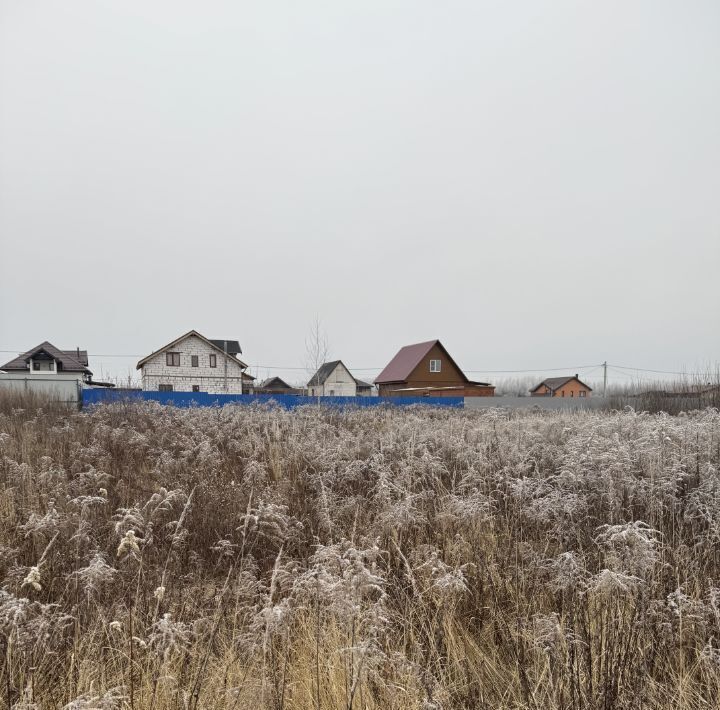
[
  {"xmin": 0, "ymin": 341, "xmax": 91, "ymax": 374},
  {"xmin": 62, "ymin": 350, "xmax": 88, "ymax": 366},
  {"xmin": 307, "ymin": 360, "xmax": 349, "ymax": 387},
  {"xmin": 209, "ymin": 340, "xmax": 242, "ymax": 355},
  {"xmin": 353, "ymin": 377, "xmax": 373, "ymax": 389},
  {"xmin": 136, "ymin": 330, "xmax": 248, "ymax": 369},
  {"xmin": 260, "ymin": 377, "xmax": 293, "ymax": 389}
]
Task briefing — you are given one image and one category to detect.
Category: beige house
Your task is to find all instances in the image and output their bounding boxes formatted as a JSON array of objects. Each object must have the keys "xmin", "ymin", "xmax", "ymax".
[
  {"xmin": 307, "ymin": 360, "xmax": 357, "ymax": 397},
  {"xmin": 136, "ymin": 330, "xmax": 254, "ymax": 394}
]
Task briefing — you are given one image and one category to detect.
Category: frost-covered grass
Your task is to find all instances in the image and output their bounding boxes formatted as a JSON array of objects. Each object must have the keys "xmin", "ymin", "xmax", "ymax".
[{"xmin": 1, "ymin": 396, "xmax": 719, "ymax": 709}]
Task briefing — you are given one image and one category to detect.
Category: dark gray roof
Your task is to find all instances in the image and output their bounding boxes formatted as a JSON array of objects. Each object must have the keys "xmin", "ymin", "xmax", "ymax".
[
  {"xmin": 353, "ymin": 378, "xmax": 373, "ymax": 389},
  {"xmin": 308, "ymin": 360, "xmax": 345, "ymax": 387},
  {"xmin": 260, "ymin": 377, "xmax": 293, "ymax": 389},
  {"xmin": 0, "ymin": 342, "xmax": 91, "ymax": 374},
  {"xmin": 530, "ymin": 375, "xmax": 593, "ymax": 393},
  {"xmin": 210, "ymin": 339, "xmax": 242, "ymax": 355},
  {"xmin": 62, "ymin": 350, "xmax": 88, "ymax": 366}
]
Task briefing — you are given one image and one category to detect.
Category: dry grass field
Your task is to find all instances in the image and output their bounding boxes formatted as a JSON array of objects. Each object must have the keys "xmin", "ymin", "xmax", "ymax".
[{"xmin": 1, "ymin": 395, "xmax": 719, "ymax": 709}]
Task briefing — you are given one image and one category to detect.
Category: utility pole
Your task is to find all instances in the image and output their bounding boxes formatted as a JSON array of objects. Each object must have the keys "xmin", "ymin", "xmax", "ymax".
[
  {"xmin": 603, "ymin": 361, "xmax": 607, "ymax": 398},
  {"xmin": 223, "ymin": 340, "xmax": 228, "ymax": 393}
]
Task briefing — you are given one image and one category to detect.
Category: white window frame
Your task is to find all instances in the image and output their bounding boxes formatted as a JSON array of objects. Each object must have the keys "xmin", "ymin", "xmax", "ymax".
[
  {"xmin": 429, "ymin": 359, "xmax": 441, "ymax": 373},
  {"xmin": 30, "ymin": 358, "xmax": 57, "ymax": 374}
]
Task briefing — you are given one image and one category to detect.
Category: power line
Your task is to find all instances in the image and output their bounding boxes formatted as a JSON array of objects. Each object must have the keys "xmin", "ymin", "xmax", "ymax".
[
  {"xmin": 610, "ymin": 364, "xmax": 711, "ymax": 376},
  {"xmin": 0, "ymin": 348, "xmax": 713, "ymax": 378},
  {"xmin": 463, "ymin": 364, "xmax": 602, "ymax": 374},
  {"xmin": 0, "ymin": 349, "xmax": 600, "ymax": 372}
]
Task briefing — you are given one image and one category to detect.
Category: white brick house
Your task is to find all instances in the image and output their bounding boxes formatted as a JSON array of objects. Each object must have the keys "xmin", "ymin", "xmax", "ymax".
[
  {"xmin": 307, "ymin": 360, "xmax": 357, "ymax": 397},
  {"xmin": 136, "ymin": 330, "xmax": 254, "ymax": 394}
]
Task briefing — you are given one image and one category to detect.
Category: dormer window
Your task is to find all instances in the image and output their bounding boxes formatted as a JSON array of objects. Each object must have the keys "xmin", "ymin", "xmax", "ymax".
[
  {"xmin": 30, "ymin": 357, "xmax": 56, "ymax": 373},
  {"xmin": 429, "ymin": 359, "xmax": 441, "ymax": 373}
]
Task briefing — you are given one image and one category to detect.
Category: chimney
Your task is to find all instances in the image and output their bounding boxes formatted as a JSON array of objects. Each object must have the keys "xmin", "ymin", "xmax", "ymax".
[{"xmin": 575, "ymin": 373, "xmax": 579, "ymax": 379}]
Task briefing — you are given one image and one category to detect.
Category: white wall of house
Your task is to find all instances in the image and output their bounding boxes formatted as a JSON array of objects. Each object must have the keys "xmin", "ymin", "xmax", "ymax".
[
  {"xmin": 28, "ymin": 358, "xmax": 57, "ymax": 374},
  {"xmin": 308, "ymin": 363, "xmax": 357, "ymax": 397},
  {"xmin": 140, "ymin": 334, "xmax": 246, "ymax": 394}
]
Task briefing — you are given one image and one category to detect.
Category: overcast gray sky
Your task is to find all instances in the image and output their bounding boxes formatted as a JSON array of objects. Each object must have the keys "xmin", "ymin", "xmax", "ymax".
[{"xmin": 1, "ymin": 1, "xmax": 718, "ymax": 387}]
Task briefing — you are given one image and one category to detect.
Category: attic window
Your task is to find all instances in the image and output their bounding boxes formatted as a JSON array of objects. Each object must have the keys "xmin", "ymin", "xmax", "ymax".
[
  {"xmin": 32, "ymin": 359, "xmax": 55, "ymax": 372},
  {"xmin": 429, "ymin": 359, "xmax": 441, "ymax": 373},
  {"xmin": 166, "ymin": 352, "xmax": 180, "ymax": 367},
  {"xmin": 209, "ymin": 354, "xmax": 217, "ymax": 368}
]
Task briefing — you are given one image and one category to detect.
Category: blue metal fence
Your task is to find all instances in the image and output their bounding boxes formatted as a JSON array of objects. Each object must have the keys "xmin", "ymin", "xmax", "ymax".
[{"xmin": 82, "ymin": 389, "xmax": 464, "ymax": 409}]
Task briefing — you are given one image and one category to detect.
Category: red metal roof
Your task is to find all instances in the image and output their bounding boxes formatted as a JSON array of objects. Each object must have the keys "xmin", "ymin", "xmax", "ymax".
[{"xmin": 375, "ymin": 340, "xmax": 442, "ymax": 384}]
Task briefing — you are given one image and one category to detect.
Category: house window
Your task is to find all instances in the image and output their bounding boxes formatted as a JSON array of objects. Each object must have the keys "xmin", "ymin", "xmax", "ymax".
[
  {"xmin": 561, "ymin": 391, "xmax": 565, "ymax": 397},
  {"xmin": 191, "ymin": 355, "xmax": 199, "ymax": 367},
  {"xmin": 158, "ymin": 384, "xmax": 173, "ymax": 392},
  {"xmin": 329, "ymin": 389, "xmax": 335, "ymax": 396},
  {"xmin": 33, "ymin": 361, "xmax": 41, "ymax": 371},
  {"xmin": 192, "ymin": 385, "xmax": 200, "ymax": 392},
  {"xmin": 579, "ymin": 391, "xmax": 586, "ymax": 398},
  {"xmin": 166, "ymin": 352, "xmax": 180, "ymax": 367},
  {"xmin": 209, "ymin": 354, "xmax": 217, "ymax": 368},
  {"xmin": 429, "ymin": 359, "xmax": 441, "ymax": 373}
]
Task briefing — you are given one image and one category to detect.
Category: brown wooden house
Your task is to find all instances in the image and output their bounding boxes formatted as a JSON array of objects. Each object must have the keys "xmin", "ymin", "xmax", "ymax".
[
  {"xmin": 530, "ymin": 375, "xmax": 592, "ymax": 398},
  {"xmin": 375, "ymin": 340, "xmax": 495, "ymax": 397}
]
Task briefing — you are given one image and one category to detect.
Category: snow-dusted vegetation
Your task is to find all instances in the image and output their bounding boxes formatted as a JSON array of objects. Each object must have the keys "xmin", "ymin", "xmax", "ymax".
[{"xmin": 1, "ymin": 396, "xmax": 719, "ymax": 709}]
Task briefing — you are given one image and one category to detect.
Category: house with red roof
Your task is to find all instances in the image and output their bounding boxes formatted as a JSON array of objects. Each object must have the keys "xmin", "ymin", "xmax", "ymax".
[{"xmin": 374, "ymin": 340, "xmax": 495, "ymax": 397}]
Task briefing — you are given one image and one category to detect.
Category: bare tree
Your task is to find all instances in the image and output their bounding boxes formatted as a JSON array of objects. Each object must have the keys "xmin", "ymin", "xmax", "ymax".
[{"xmin": 305, "ymin": 317, "xmax": 329, "ymax": 398}]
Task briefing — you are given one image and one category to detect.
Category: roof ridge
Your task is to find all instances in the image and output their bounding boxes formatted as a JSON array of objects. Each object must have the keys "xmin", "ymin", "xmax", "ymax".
[
  {"xmin": 375, "ymin": 339, "xmax": 465, "ymax": 384},
  {"xmin": 137, "ymin": 330, "xmax": 248, "ymax": 369},
  {"xmin": 0, "ymin": 341, "xmax": 90, "ymax": 373}
]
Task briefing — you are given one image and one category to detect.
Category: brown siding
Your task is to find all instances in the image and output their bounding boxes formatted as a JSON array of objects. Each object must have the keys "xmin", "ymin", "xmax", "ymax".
[
  {"xmin": 377, "ymin": 344, "xmax": 495, "ymax": 397},
  {"xmin": 378, "ymin": 384, "xmax": 495, "ymax": 397},
  {"xmin": 406, "ymin": 343, "xmax": 466, "ymax": 387}
]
